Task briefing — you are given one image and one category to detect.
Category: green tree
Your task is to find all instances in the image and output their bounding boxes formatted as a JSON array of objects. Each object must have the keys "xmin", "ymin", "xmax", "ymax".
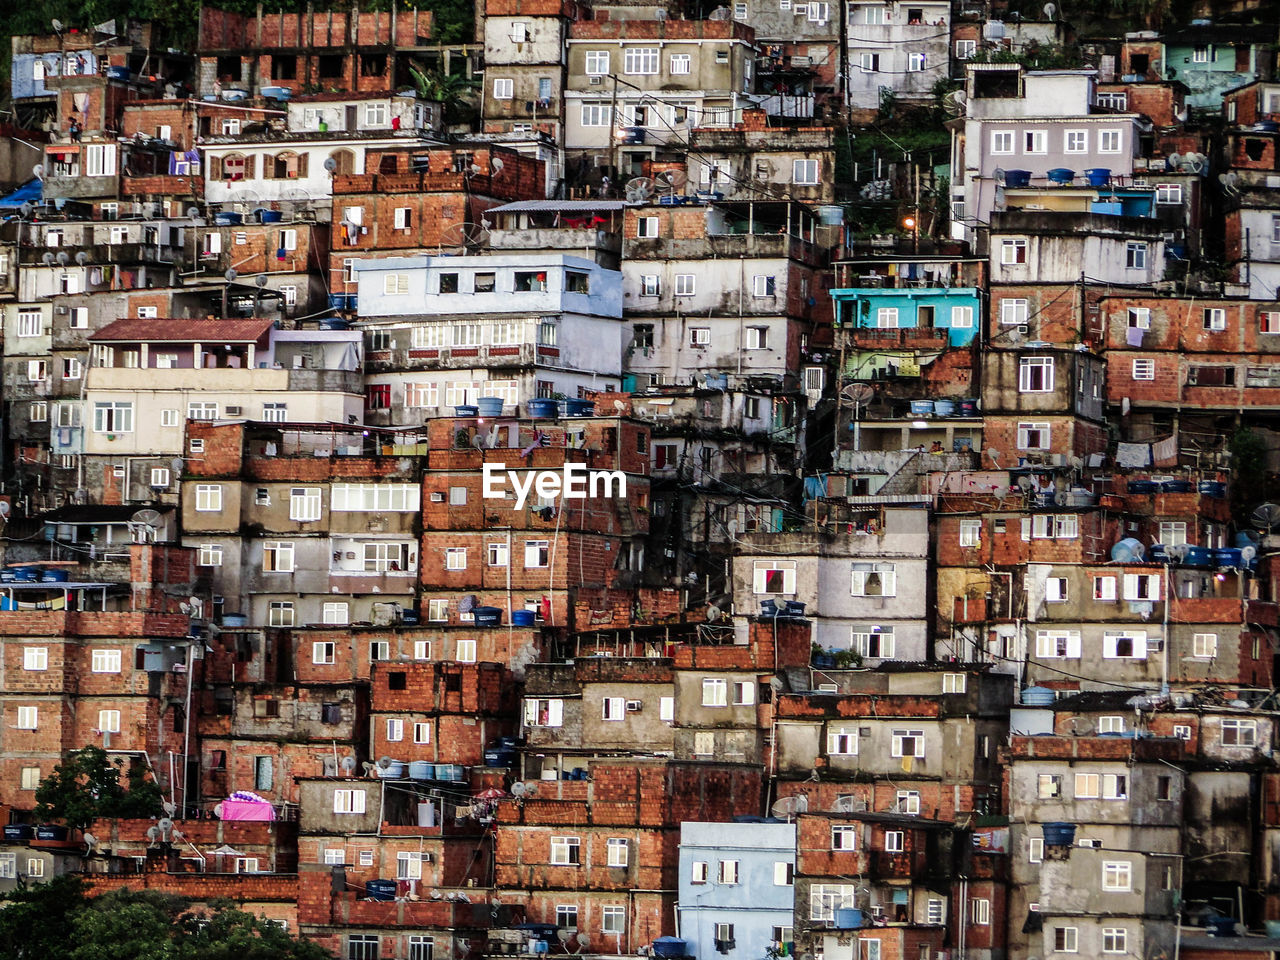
[
  {"xmin": 33, "ymin": 746, "xmax": 163, "ymax": 830},
  {"xmin": 0, "ymin": 882, "xmax": 331, "ymax": 960}
]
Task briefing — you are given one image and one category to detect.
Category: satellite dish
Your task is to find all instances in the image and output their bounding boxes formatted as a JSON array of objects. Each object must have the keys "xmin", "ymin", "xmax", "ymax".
[
  {"xmin": 575, "ymin": 935, "xmax": 591, "ymax": 951},
  {"xmin": 439, "ymin": 222, "xmax": 490, "ymax": 248},
  {"xmin": 1166, "ymin": 152, "xmax": 1182, "ymax": 169},
  {"xmin": 170, "ymin": 828, "xmax": 184, "ymax": 841},
  {"xmin": 770, "ymin": 794, "xmax": 809, "ymax": 818},
  {"xmin": 179, "ymin": 602, "xmax": 192, "ymax": 615},
  {"xmin": 468, "ymin": 163, "xmax": 483, "ymax": 176},
  {"xmin": 224, "ymin": 268, "xmax": 238, "ymax": 282},
  {"xmin": 1016, "ymin": 477, "xmax": 1034, "ymax": 492},
  {"xmin": 131, "ymin": 508, "xmax": 163, "ymax": 526},
  {"xmin": 1054, "ymin": 492, "xmax": 1070, "ymax": 506},
  {"xmin": 491, "ymin": 156, "xmax": 505, "ymax": 172},
  {"xmin": 42, "ymin": 252, "xmax": 55, "ymax": 266},
  {"xmin": 56, "ymin": 251, "xmax": 70, "ymax": 266},
  {"xmin": 511, "ymin": 781, "xmax": 529, "ymax": 797},
  {"xmin": 145, "ymin": 825, "xmax": 161, "ymax": 843},
  {"xmin": 1110, "ymin": 538, "xmax": 1146, "ymax": 562},
  {"xmin": 625, "ymin": 177, "xmax": 654, "ymax": 203},
  {"xmin": 613, "ymin": 399, "xmax": 627, "ymax": 412},
  {"xmin": 987, "ymin": 448, "xmax": 1001, "ymax": 466},
  {"xmin": 1242, "ymin": 545, "xmax": 1258, "ymax": 562},
  {"xmin": 255, "ymin": 273, "xmax": 268, "ymax": 287},
  {"xmin": 1253, "ymin": 503, "xmax": 1280, "ymax": 531},
  {"xmin": 361, "ymin": 761, "xmax": 377, "ymax": 775},
  {"xmin": 32, "ymin": 164, "xmax": 44, "ymax": 180},
  {"xmin": 377, "ymin": 756, "xmax": 394, "ymax": 769},
  {"xmin": 1166, "ymin": 543, "xmax": 1191, "ymax": 562},
  {"xmin": 340, "ymin": 755, "xmax": 357, "ymax": 772},
  {"xmin": 1069, "ymin": 456, "xmax": 1084, "ymax": 471},
  {"xmin": 19, "ymin": 202, "xmax": 33, "ymax": 218},
  {"xmin": 707, "ymin": 603, "xmax": 722, "ymax": 621},
  {"xmin": 1042, "ymin": 2, "xmax": 1056, "ymax": 18},
  {"xmin": 186, "ymin": 206, "xmax": 201, "ymax": 219},
  {"xmin": 842, "ymin": 383, "xmax": 875, "ymax": 408},
  {"xmin": 323, "ymin": 157, "xmax": 339, "ymax": 172},
  {"xmin": 0, "ymin": 502, "xmax": 12, "ymax": 519},
  {"xmin": 557, "ymin": 930, "xmax": 573, "ymax": 944},
  {"xmin": 458, "ymin": 594, "xmax": 477, "ymax": 614},
  {"xmin": 993, "ymin": 167, "xmax": 1006, "ymax": 185},
  {"xmin": 83, "ymin": 832, "xmax": 98, "ymax": 850},
  {"xmin": 75, "ymin": 251, "xmax": 89, "ymax": 265}
]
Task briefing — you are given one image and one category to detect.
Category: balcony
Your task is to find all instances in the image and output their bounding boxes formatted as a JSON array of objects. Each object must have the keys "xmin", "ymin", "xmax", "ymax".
[
  {"xmin": 489, "ymin": 227, "xmax": 621, "ymax": 256},
  {"xmin": 368, "ymin": 342, "xmax": 542, "ymax": 372},
  {"xmin": 626, "ymin": 232, "xmax": 818, "ymax": 264},
  {"xmin": 836, "ymin": 327, "xmax": 950, "ymax": 350},
  {"xmin": 18, "ymin": 242, "xmax": 177, "ymax": 267}
]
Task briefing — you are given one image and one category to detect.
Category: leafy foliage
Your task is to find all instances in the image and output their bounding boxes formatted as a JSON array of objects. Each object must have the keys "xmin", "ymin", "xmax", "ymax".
[
  {"xmin": 33, "ymin": 746, "xmax": 164, "ymax": 830},
  {"xmin": 0, "ymin": 881, "xmax": 331, "ymax": 960}
]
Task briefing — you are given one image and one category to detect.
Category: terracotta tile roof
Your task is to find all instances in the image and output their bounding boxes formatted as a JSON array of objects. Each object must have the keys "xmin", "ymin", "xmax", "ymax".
[{"xmin": 90, "ymin": 317, "xmax": 276, "ymax": 343}]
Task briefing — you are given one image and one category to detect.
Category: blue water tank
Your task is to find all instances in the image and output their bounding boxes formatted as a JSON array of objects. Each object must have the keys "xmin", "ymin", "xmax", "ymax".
[
  {"xmin": 1021, "ymin": 686, "xmax": 1056, "ymax": 706},
  {"xmin": 834, "ymin": 908, "xmax": 864, "ymax": 929},
  {"xmin": 476, "ymin": 397, "xmax": 505, "ymax": 417},
  {"xmin": 511, "ymin": 609, "xmax": 536, "ymax": 627},
  {"xmin": 408, "ymin": 761, "xmax": 434, "ymax": 780},
  {"xmin": 365, "ymin": 879, "xmax": 397, "ymax": 901},
  {"xmin": 652, "ymin": 938, "xmax": 689, "ymax": 958},
  {"xmin": 473, "ymin": 606, "xmax": 501, "ymax": 627},
  {"xmin": 1004, "ymin": 169, "xmax": 1032, "ymax": 187},
  {"xmin": 526, "ymin": 398, "xmax": 559, "ymax": 418}
]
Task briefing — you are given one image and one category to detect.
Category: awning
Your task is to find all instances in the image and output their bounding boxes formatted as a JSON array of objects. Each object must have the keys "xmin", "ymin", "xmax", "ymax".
[{"xmin": 487, "ymin": 199, "xmax": 631, "ymax": 214}]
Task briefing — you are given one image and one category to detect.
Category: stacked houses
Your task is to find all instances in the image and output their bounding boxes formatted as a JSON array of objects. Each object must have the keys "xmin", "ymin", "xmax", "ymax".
[{"xmin": 2, "ymin": 6, "xmax": 1280, "ymax": 960}]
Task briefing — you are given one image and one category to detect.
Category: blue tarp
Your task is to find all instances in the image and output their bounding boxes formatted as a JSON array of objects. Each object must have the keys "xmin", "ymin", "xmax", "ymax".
[{"xmin": 0, "ymin": 179, "xmax": 42, "ymax": 211}]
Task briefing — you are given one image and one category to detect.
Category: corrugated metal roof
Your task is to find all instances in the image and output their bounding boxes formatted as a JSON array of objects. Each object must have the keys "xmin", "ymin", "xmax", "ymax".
[
  {"xmin": 488, "ymin": 199, "xmax": 630, "ymax": 213},
  {"xmin": 91, "ymin": 317, "xmax": 276, "ymax": 343}
]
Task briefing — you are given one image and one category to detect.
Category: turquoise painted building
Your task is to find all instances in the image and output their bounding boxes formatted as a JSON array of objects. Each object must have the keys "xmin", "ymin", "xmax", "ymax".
[
  {"xmin": 1159, "ymin": 25, "xmax": 1268, "ymax": 110},
  {"xmin": 829, "ymin": 286, "xmax": 982, "ymax": 348}
]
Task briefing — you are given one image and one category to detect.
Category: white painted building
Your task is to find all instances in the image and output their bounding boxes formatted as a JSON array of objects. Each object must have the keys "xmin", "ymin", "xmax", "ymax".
[{"xmin": 846, "ymin": 0, "xmax": 951, "ymax": 112}]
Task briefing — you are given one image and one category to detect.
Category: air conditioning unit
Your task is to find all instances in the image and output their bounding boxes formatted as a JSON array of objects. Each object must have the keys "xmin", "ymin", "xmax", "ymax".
[
  {"xmin": 589, "ymin": 76, "xmax": 603, "ymax": 85},
  {"xmin": 431, "ymin": 491, "xmax": 445, "ymax": 502},
  {"xmin": 1149, "ymin": 639, "xmax": 1165, "ymax": 652},
  {"xmin": 626, "ymin": 699, "xmax": 643, "ymax": 711},
  {"xmin": 55, "ymin": 306, "xmax": 68, "ymax": 315},
  {"xmin": 225, "ymin": 405, "xmax": 242, "ymax": 416},
  {"xmin": 420, "ymin": 852, "xmax": 434, "ymax": 863},
  {"xmin": 1016, "ymin": 324, "xmax": 1029, "ymax": 335}
]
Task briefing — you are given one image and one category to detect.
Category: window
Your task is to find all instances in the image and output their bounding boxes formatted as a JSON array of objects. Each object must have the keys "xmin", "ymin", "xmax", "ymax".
[
  {"xmin": 602, "ymin": 906, "xmax": 626, "ymax": 935},
  {"xmin": 1038, "ymin": 774, "xmax": 1063, "ymax": 798},
  {"xmin": 891, "ymin": 729, "xmax": 924, "ymax": 758},
  {"xmin": 1054, "ymin": 927, "xmax": 1078, "ymax": 952},
  {"xmin": 493, "ymin": 78, "xmax": 513, "ymax": 99},
  {"xmin": 1103, "ymin": 632, "xmax": 1146, "ymax": 659},
  {"xmin": 188, "ymin": 401, "xmax": 218, "ymax": 421},
  {"xmin": 1132, "ymin": 359, "xmax": 1155, "ymax": 380},
  {"xmin": 23, "ymin": 647, "xmax": 47, "ymax": 671},
  {"xmin": 148, "ymin": 467, "xmax": 170, "ymax": 488},
  {"xmin": 753, "ymin": 275, "xmax": 777, "ymax": 297},
  {"xmin": 702, "ymin": 677, "xmax": 728, "ymax": 706},
  {"xmin": 97, "ymin": 709, "xmax": 121, "ymax": 734},
  {"xmin": 958, "ymin": 519, "xmax": 982, "ymax": 546},
  {"xmin": 1119, "ymin": 240, "xmax": 1148, "ymax": 271},
  {"xmin": 550, "ymin": 836, "xmax": 580, "ymax": 865},
  {"xmin": 971, "ymin": 898, "xmax": 990, "ymax": 925},
  {"xmin": 907, "ymin": 52, "xmax": 926, "ymax": 71},
  {"xmin": 1203, "ymin": 307, "xmax": 1227, "ymax": 331},
  {"xmin": 1102, "ymin": 861, "xmax": 1132, "ymax": 891},
  {"xmin": 1000, "ymin": 298, "xmax": 1028, "ymax": 324},
  {"xmin": 17, "ymin": 311, "xmax": 43, "ymax": 338},
  {"xmin": 1001, "ymin": 239, "xmax": 1027, "ymax": 265},
  {"xmin": 393, "ymin": 207, "xmax": 413, "ymax": 231},
  {"xmin": 810, "ymin": 883, "xmax": 855, "ymax": 921},
  {"xmin": 331, "ymin": 484, "xmax": 420, "ymax": 512},
  {"xmin": 263, "ymin": 541, "xmax": 295, "ymax": 573},
  {"xmin": 91, "ymin": 649, "xmax": 121, "ymax": 673},
  {"xmin": 624, "ymin": 47, "xmax": 659, "ymax": 74},
  {"xmin": 926, "ymin": 899, "xmax": 945, "ymax": 925},
  {"xmin": 640, "ymin": 274, "xmax": 660, "ymax": 296},
  {"xmin": 885, "ymin": 831, "xmax": 904, "ymax": 853},
  {"xmin": 1099, "ymin": 129, "xmax": 1123, "ymax": 153},
  {"xmin": 525, "ymin": 698, "xmax": 564, "ymax": 727},
  {"xmin": 991, "ymin": 131, "xmax": 1014, "ymax": 154},
  {"xmin": 1127, "ymin": 306, "xmax": 1152, "ymax": 330},
  {"xmin": 161, "ymin": 409, "xmax": 179, "ymax": 427},
  {"xmin": 313, "ymin": 641, "xmax": 336, "ymax": 665},
  {"xmin": 1074, "ymin": 773, "xmax": 1100, "ymax": 798},
  {"xmin": 1093, "ymin": 576, "xmax": 1117, "ymax": 601},
  {"xmin": 445, "ymin": 547, "xmax": 467, "ymax": 571},
  {"xmin": 1192, "ymin": 45, "xmax": 1210, "ymax": 62},
  {"xmin": 876, "ymin": 307, "xmax": 899, "ymax": 328},
  {"xmin": 385, "ymin": 718, "xmax": 405, "ymax": 743},
  {"xmin": 745, "ymin": 326, "xmax": 770, "ymax": 350},
  {"xmin": 850, "ymin": 562, "xmax": 895, "ymax": 596},
  {"xmin": 896, "ymin": 790, "xmax": 920, "ymax": 814},
  {"xmin": 1191, "ymin": 632, "xmax": 1218, "ymax": 659},
  {"xmin": 195, "ymin": 484, "xmax": 222, "ymax": 512},
  {"xmin": 637, "ymin": 216, "xmax": 659, "ymax": 239},
  {"xmin": 1102, "ymin": 928, "xmax": 1127, "ymax": 954},
  {"xmin": 950, "ymin": 305, "xmax": 974, "ymax": 328},
  {"xmin": 412, "ymin": 721, "xmax": 431, "ymax": 744},
  {"xmin": 322, "ymin": 603, "xmax": 349, "ymax": 626},
  {"xmin": 753, "ymin": 560, "xmax": 796, "ymax": 594},
  {"xmin": 1024, "ymin": 130, "xmax": 1047, "ymax": 154},
  {"xmin": 1099, "ymin": 716, "xmax": 1126, "ymax": 735},
  {"xmin": 670, "ymin": 54, "xmax": 691, "ymax": 74},
  {"xmin": 16, "ymin": 706, "xmax": 37, "ymax": 730},
  {"xmin": 20, "ymin": 767, "xmax": 40, "ymax": 791},
  {"xmin": 269, "ymin": 601, "xmax": 295, "ymax": 627},
  {"xmin": 585, "ymin": 51, "xmax": 610, "ymax": 74},
  {"xmin": 852, "ymin": 627, "xmax": 894, "ymax": 659},
  {"xmin": 383, "ymin": 273, "xmax": 410, "ymax": 296},
  {"xmin": 859, "ymin": 52, "xmax": 881, "ymax": 73},
  {"xmin": 825, "ymin": 724, "xmax": 861, "ymax": 754},
  {"xmin": 1036, "ymin": 631, "xmax": 1082, "ymax": 658},
  {"xmin": 675, "ymin": 274, "xmax": 695, "ymax": 297},
  {"xmin": 555, "ymin": 905, "xmax": 578, "ymax": 929},
  {"xmin": 1017, "ymin": 421, "xmax": 1050, "ymax": 450},
  {"xmin": 334, "ymin": 789, "xmax": 367, "ymax": 814},
  {"xmin": 956, "ymin": 39, "xmax": 976, "ymax": 58},
  {"xmin": 602, "ymin": 696, "xmax": 626, "ymax": 721},
  {"xmin": 793, "ymin": 159, "xmax": 820, "ymax": 184},
  {"xmin": 1154, "ymin": 182, "xmax": 1183, "ymax": 205},
  {"xmin": 733, "ymin": 681, "xmax": 755, "ymax": 705},
  {"xmin": 691, "ymin": 861, "xmax": 709, "ymax": 884},
  {"xmin": 581, "ymin": 102, "xmax": 612, "ymax": 126},
  {"xmin": 942, "ymin": 673, "xmax": 967, "ymax": 694},
  {"xmin": 718, "ymin": 859, "xmax": 739, "ymax": 883},
  {"xmin": 456, "ymin": 639, "xmax": 476, "ymax": 663},
  {"xmin": 93, "ymin": 401, "xmax": 133, "ymax": 432},
  {"xmin": 1019, "ymin": 357, "xmax": 1054, "ymax": 392},
  {"xmin": 1123, "ymin": 573, "xmax": 1160, "ymax": 601},
  {"xmin": 286, "ymin": 487, "xmax": 322, "ymax": 522},
  {"xmin": 1223, "ymin": 718, "xmax": 1257, "ymax": 746},
  {"xmin": 1064, "ymin": 129, "xmax": 1088, "ymax": 153},
  {"xmin": 525, "ymin": 540, "xmax": 550, "ymax": 568}
]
